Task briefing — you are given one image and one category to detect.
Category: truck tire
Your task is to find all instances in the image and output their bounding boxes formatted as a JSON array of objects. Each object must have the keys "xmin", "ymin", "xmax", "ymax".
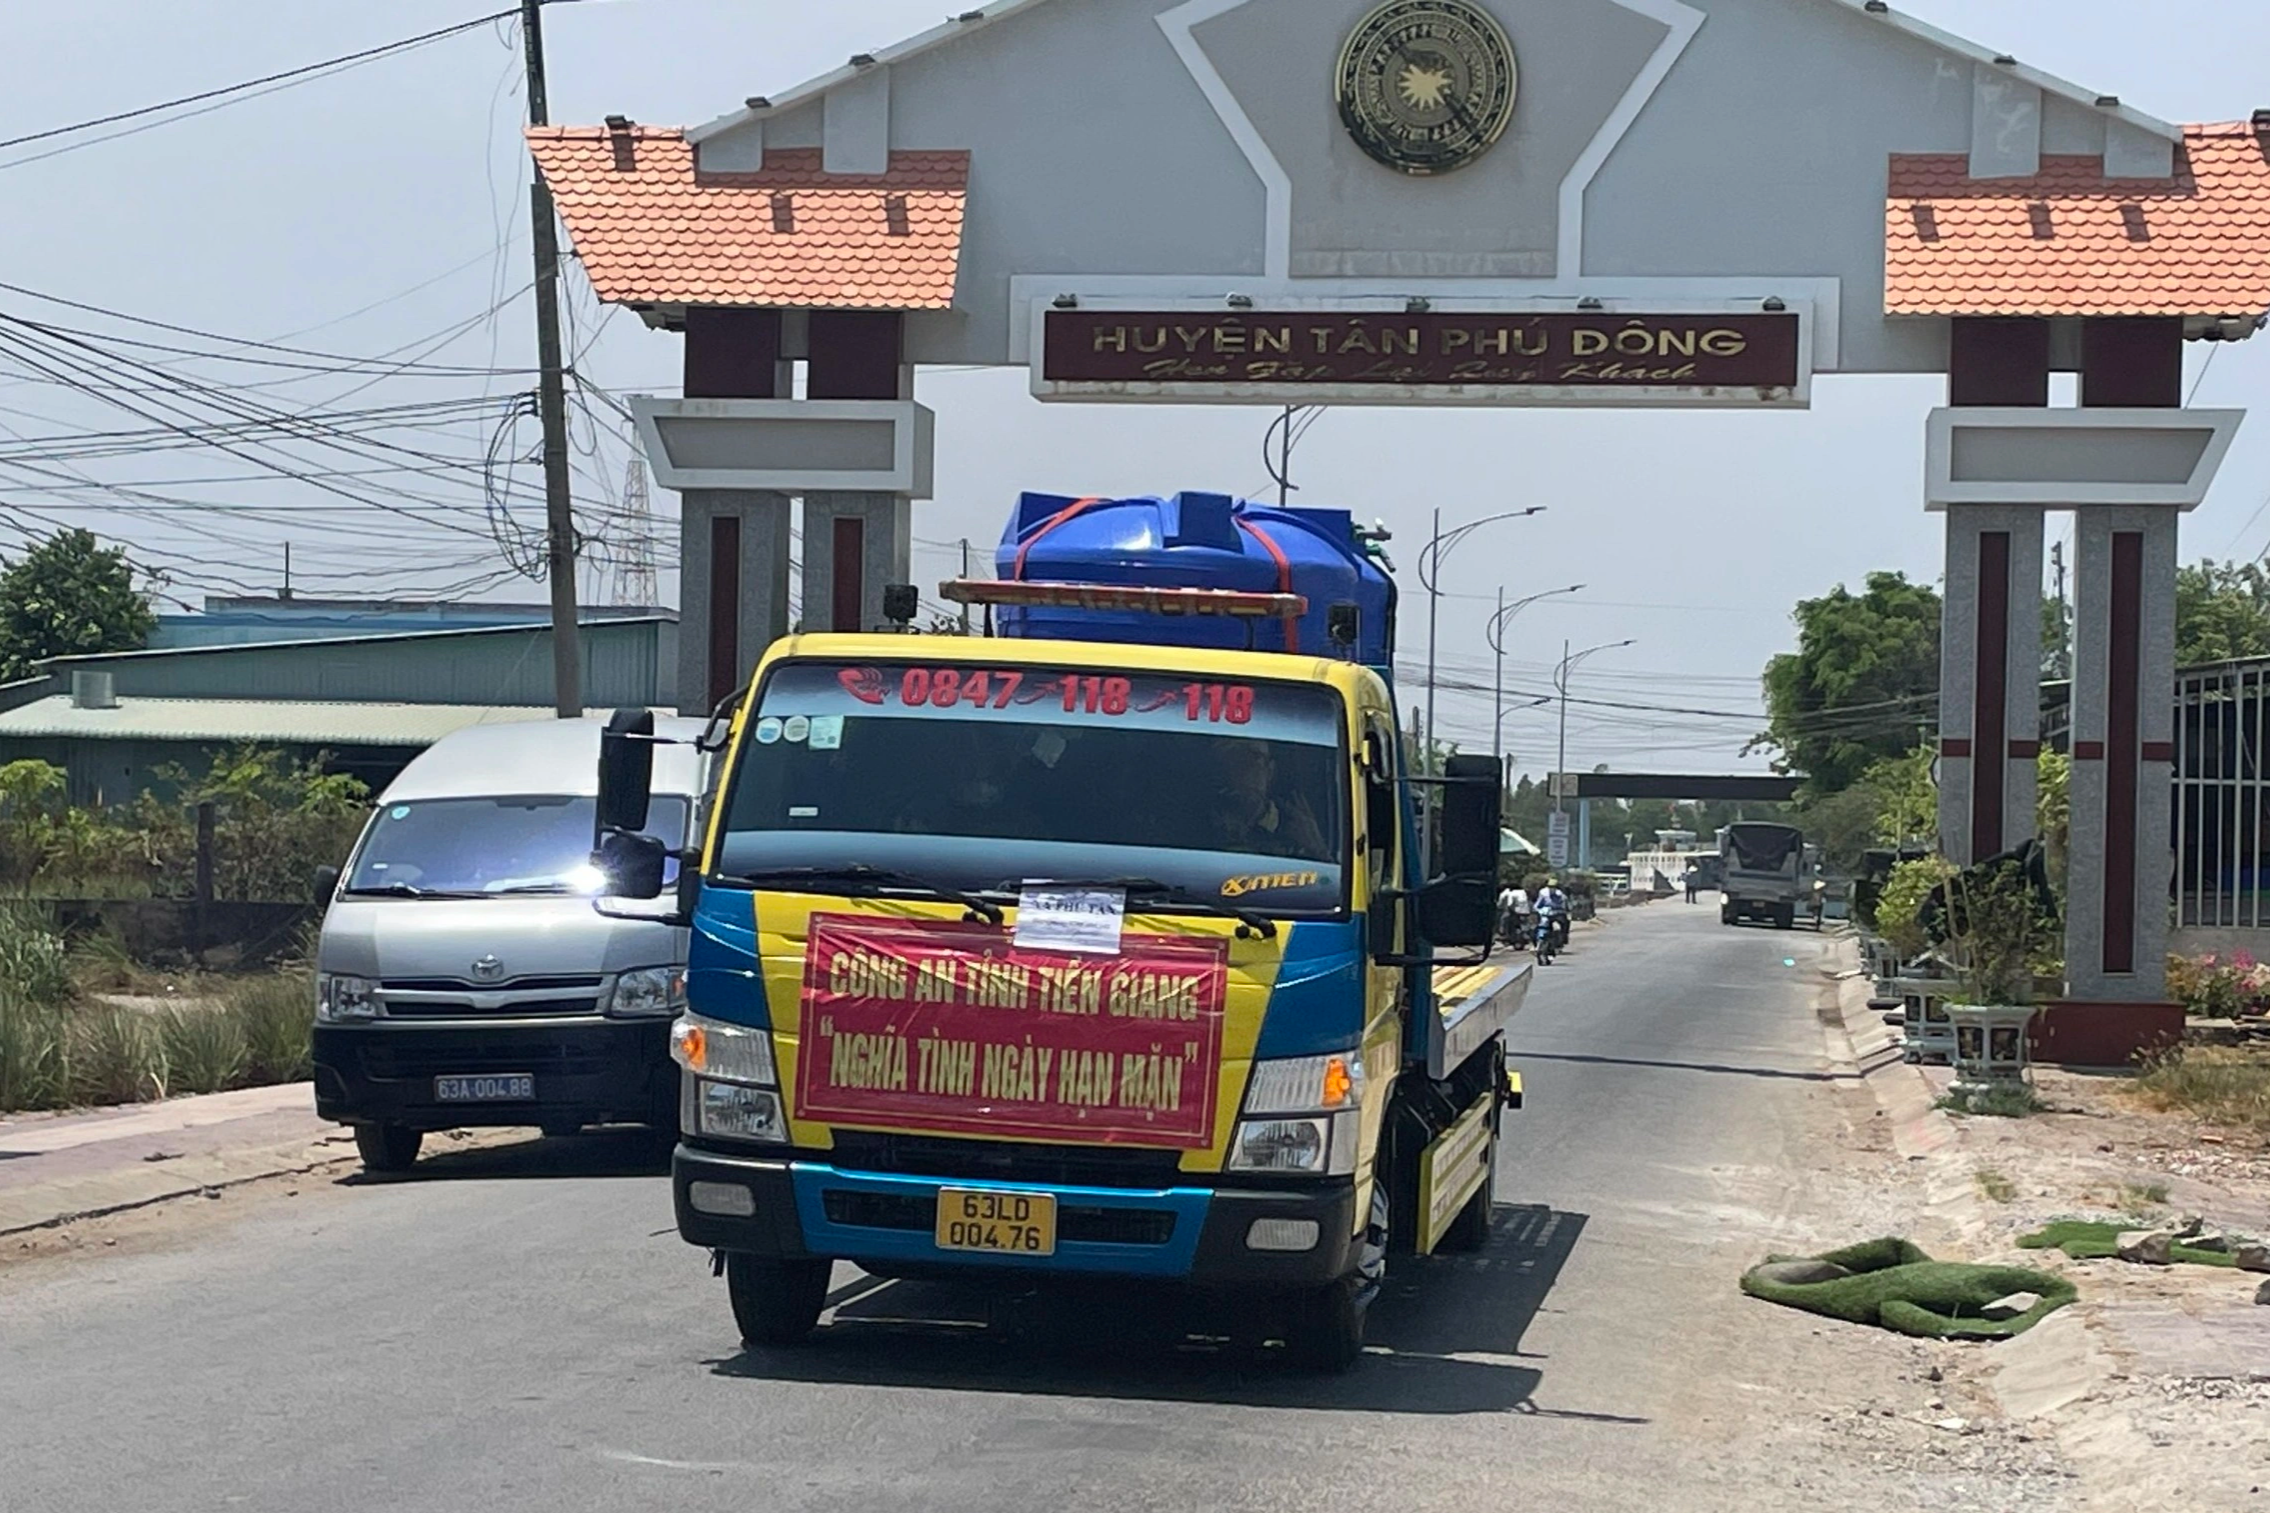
[
  {"xmin": 353, "ymin": 1122, "xmax": 421, "ymax": 1173},
  {"xmin": 1776, "ymin": 906, "xmax": 1796, "ymax": 931},
  {"xmin": 1720, "ymin": 902, "xmax": 1736, "ymax": 926},
  {"xmin": 1437, "ymin": 1122, "xmax": 1499, "ymax": 1253},
  {"xmin": 1285, "ymin": 1275, "xmax": 1366, "ymax": 1371},
  {"xmin": 726, "ymin": 1253, "xmax": 831, "ymax": 1346}
]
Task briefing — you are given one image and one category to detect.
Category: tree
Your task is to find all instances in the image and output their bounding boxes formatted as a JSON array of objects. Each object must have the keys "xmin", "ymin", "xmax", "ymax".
[
  {"xmin": 1754, "ymin": 572, "xmax": 1941, "ymax": 797},
  {"xmin": 0, "ymin": 530, "xmax": 155, "ymax": 682},
  {"xmin": 2175, "ymin": 560, "xmax": 2270, "ymax": 667}
]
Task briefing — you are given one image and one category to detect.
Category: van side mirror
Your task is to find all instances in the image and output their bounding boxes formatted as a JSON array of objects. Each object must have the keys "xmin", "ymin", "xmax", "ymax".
[
  {"xmin": 311, "ymin": 864, "xmax": 341, "ymax": 902},
  {"xmin": 597, "ymin": 708, "xmax": 655, "ymax": 835},
  {"xmin": 595, "ymin": 829, "xmax": 668, "ymax": 901}
]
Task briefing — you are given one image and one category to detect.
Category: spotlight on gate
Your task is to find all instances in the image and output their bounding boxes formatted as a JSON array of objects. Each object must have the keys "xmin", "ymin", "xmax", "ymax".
[
  {"xmin": 1227, "ymin": 293, "xmax": 1255, "ymax": 309},
  {"xmin": 1053, "ymin": 294, "xmax": 1079, "ymax": 309},
  {"xmin": 1406, "ymin": 297, "xmax": 1432, "ymax": 315},
  {"xmin": 1763, "ymin": 297, "xmax": 1787, "ymax": 312},
  {"xmin": 882, "ymin": 584, "xmax": 919, "ymax": 631}
]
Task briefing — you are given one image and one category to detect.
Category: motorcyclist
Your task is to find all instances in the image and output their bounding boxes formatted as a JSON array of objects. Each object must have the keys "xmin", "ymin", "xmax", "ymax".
[
  {"xmin": 1533, "ymin": 879, "xmax": 1571, "ymax": 953},
  {"xmin": 1496, "ymin": 882, "xmax": 1530, "ymax": 945}
]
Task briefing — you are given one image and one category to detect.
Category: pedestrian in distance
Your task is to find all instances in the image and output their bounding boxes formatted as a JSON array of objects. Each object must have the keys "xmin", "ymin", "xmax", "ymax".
[{"xmin": 1683, "ymin": 868, "xmax": 1697, "ymax": 904}]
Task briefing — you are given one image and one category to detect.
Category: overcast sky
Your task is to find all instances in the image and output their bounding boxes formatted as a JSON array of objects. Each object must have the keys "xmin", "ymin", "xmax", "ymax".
[{"xmin": 1, "ymin": 0, "xmax": 2266, "ymax": 776}]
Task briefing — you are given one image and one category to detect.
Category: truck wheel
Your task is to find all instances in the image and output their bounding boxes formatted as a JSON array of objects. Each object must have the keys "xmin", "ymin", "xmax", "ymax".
[
  {"xmin": 1720, "ymin": 903, "xmax": 1736, "ymax": 926},
  {"xmin": 353, "ymin": 1122, "xmax": 421, "ymax": 1174},
  {"xmin": 1776, "ymin": 906, "xmax": 1796, "ymax": 931},
  {"xmin": 726, "ymin": 1253, "xmax": 832, "ymax": 1346},
  {"xmin": 1286, "ymin": 1275, "xmax": 1366, "ymax": 1372},
  {"xmin": 1437, "ymin": 1123, "xmax": 1499, "ymax": 1253}
]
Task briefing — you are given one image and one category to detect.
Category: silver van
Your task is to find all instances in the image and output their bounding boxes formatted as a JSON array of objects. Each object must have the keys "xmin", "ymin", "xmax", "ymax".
[{"xmin": 310, "ymin": 716, "xmax": 708, "ymax": 1172}]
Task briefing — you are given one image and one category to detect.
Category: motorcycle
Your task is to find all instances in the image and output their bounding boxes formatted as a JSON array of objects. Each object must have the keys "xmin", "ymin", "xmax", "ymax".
[{"xmin": 1533, "ymin": 910, "xmax": 1560, "ymax": 966}]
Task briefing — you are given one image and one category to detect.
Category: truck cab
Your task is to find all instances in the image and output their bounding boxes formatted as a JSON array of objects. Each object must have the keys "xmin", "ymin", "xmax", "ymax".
[{"xmin": 596, "ymin": 494, "xmax": 1527, "ymax": 1368}]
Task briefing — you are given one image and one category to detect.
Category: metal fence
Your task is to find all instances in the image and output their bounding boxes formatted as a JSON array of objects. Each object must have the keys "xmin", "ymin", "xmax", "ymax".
[{"xmin": 2175, "ymin": 660, "xmax": 2270, "ymax": 928}]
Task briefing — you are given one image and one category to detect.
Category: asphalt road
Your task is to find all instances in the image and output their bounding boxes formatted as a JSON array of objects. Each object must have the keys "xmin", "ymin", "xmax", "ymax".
[{"xmin": 0, "ymin": 903, "xmax": 1866, "ymax": 1513}]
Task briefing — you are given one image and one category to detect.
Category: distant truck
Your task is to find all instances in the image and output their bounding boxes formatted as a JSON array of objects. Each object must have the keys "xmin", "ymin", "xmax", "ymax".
[{"xmin": 1717, "ymin": 823, "xmax": 1815, "ymax": 930}]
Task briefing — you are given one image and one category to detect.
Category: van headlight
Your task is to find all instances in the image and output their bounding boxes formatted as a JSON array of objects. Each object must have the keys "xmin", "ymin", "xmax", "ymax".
[
  {"xmin": 671, "ymin": 1014, "xmax": 776, "ymax": 1086},
  {"xmin": 1226, "ymin": 1114, "xmax": 1360, "ymax": 1176},
  {"xmin": 315, "ymin": 974, "xmax": 378, "ymax": 1023},
  {"xmin": 608, "ymin": 966, "xmax": 685, "ymax": 1019}
]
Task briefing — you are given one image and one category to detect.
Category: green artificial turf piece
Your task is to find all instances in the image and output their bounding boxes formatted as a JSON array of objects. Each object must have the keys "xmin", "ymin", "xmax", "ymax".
[
  {"xmin": 1741, "ymin": 1237, "xmax": 2078, "ymax": 1339},
  {"xmin": 2016, "ymin": 1219, "xmax": 2240, "ymax": 1268}
]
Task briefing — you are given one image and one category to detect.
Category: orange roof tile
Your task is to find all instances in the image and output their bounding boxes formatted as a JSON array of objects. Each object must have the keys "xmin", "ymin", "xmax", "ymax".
[
  {"xmin": 526, "ymin": 129, "xmax": 968, "ymax": 311},
  {"xmin": 1885, "ymin": 123, "xmax": 2270, "ymax": 319}
]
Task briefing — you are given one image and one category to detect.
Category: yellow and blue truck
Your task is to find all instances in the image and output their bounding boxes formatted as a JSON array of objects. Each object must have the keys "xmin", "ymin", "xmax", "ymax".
[{"xmin": 593, "ymin": 491, "xmax": 1529, "ymax": 1369}]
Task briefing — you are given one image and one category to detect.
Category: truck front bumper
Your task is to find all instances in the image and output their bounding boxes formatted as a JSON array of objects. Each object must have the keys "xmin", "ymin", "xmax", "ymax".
[
  {"xmin": 673, "ymin": 1144, "xmax": 1359, "ymax": 1287},
  {"xmin": 312, "ymin": 1019, "xmax": 676, "ymax": 1131}
]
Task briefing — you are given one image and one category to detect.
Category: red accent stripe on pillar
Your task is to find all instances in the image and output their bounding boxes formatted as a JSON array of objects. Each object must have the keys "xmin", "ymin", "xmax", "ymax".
[
  {"xmin": 2104, "ymin": 532, "xmax": 2143, "ymax": 975},
  {"xmin": 832, "ymin": 516, "xmax": 865, "ymax": 634},
  {"xmin": 1939, "ymin": 739, "xmax": 1973, "ymax": 758},
  {"xmin": 2008, "ymin": 740, "xmax": 2042, "ymax": 759},
  {"xmin": 2141, "ymin": 742, "xmax": 2174, "ymax": 763},
  {"xmin": 1972, "ymin": 530, "xmax": 2011, "ymax": 863},
  {"xmin": 707, "ymin": 514, "xmax": 740, "ymax": 710},
  {"xmin": 2074, "ymin": 741, "xmax": 2106, "ymax": 761}
]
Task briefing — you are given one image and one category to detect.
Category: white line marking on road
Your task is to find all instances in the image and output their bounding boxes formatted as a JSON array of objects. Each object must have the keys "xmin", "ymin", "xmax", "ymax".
[{"xmin": 599, "ymin": 1450, "xmax": 756, "ymax": 1473}]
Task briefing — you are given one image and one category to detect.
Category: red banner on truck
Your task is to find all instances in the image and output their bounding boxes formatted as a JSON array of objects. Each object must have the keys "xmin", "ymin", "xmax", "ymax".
[{"xmin": 796, "ymin": 914, "xmax": 1229, "ymax": 1149}]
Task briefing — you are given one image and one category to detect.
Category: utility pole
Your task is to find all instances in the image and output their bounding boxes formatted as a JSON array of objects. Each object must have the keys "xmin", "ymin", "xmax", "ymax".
[
  {"xmin": 281, "ymin": 541, "xmax": 291, "ymax": 602},
  {"xmin": 1555, "ymin": 638, "xmax": 1570, "ymax": 817},
  {"xmin": 2050, "ymin": 537, "xmax": 2071, "ymax": 681},
  {"xmin": 522, "ymin": 0, "xmax": 581, "ymax": 719}
]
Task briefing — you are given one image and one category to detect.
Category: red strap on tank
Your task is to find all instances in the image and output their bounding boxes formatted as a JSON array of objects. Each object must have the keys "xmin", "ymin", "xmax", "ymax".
[
  {"xmin": 1234, "ymin": 517, "xmax": 1301, "ymax": 653},
  {"xmin": 1011, "ymin": 497, "xmax": 1108, "ymax": 582}
]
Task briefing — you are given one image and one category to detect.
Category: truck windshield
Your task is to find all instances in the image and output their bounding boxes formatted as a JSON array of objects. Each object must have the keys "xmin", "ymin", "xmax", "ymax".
[
  {"xmin": 346, "ymin": 795, "xmax": 690, "ymax": 897},
  {"xmin": 716, "ymin": 660, "xmax": 1349, "ymax": 916},
  {"xmin": 1724, "ymin": 824, "xmax": 1803, "ymax": 873}
]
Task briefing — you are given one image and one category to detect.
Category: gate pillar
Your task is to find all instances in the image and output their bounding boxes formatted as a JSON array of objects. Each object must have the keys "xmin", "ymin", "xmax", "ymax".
[{"xmin": 1935, "ymin": 504, "xmax": 2046, "ymax": 865}]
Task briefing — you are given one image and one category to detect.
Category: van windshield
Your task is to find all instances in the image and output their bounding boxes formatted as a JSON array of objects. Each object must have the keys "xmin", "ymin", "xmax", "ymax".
[
  {"xmin": 346, "ymin": 795, "xmax": 690, "ymax": 897},
  {"xmin": 716, "ymin": 660, "xmax": 1350, "ymax": 916}
]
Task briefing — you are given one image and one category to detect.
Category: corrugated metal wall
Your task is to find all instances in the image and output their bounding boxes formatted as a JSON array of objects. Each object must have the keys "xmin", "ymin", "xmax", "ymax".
[{"xmin": 58, "ymin": 620, "xmax": 672, "ymax": 708}]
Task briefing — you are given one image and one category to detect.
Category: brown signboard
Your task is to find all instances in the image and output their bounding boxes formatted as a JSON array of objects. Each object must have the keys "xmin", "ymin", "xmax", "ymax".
[{"xmin": 1040, "ymin": 309, "xmax": 1804, "ymax": 396}]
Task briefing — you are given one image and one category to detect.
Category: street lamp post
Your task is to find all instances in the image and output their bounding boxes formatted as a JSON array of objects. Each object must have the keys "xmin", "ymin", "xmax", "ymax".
[
  {"xmin": 1488, "ymin": 583, "xmax": 1585, "ymax": 766},
  {"xmin": 1416, "ymin": 506, "xmax": 1546, "ymax": 785},
  {"xmin": 1554, "ymin": 638, "xmax": 1636, "ymax": 815}
]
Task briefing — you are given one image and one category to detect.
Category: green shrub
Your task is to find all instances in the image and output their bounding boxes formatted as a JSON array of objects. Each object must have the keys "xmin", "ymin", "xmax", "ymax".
[
  {"xmin": 1877, "ymin": 856, "xmax": 1956, "ymax": 962},
  {"xmin": 66, "ymin": 1004, "xmax": 162, "ymax": 1106},
  {"xmin": 0, "ymin": 903, "xmax": 72, "ymax": 1008},
  {"xmin": 0, "ymin": 993, "xmax": 66, "ymax": 1110},
  {"xmin": 157, "ymin": 1005, "xmax": 247, "ymax": 1096},
  {"xmin": 231, "ymin": 971, "xmax": 314, "ymax": 1084}
]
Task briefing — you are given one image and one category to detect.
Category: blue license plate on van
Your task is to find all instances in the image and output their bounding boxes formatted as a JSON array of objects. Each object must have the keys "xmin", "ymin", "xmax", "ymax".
[{"xmin": 434, "ymin": 1074, "xmax": 534, "ymax": 1102}]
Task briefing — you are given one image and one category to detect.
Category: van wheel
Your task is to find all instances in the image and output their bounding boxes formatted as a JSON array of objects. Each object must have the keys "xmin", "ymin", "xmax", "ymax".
[
  {"xmin": 726, "ymin": 1254, "xmax": 832, "ymax": 1346},
  {"xmin": 354, "ymin": 1122, "xmax": 421, "ymax": 1173}
]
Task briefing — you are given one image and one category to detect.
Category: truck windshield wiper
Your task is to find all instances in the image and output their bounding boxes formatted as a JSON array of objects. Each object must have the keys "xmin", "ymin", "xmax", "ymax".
[
  {"xmin": 1002, "ymin": 877, "xmax": 1280, "ymax": 940},
  {"xmin": 714, "ymin": 865, "xmax": 1004, "ymax": 925}
]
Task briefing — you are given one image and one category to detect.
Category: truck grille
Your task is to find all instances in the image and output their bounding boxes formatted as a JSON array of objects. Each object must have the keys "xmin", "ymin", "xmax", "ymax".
[
  {"xmin": 820, "ymin": 1190, "xmax": 1175, "ymax": 1247},
  {"xmin": 826, "ymin": 1132, "xmax": 1185, "ymax": 1190}
]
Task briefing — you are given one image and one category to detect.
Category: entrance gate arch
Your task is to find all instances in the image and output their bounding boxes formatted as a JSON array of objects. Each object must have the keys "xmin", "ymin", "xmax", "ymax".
[{"xmin": 530, "ymin": 0, "xmax": 2270, "ymax": 1060}]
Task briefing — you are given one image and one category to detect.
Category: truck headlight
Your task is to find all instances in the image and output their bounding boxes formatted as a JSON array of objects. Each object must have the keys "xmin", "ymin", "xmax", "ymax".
[
  {"xmin": 608, "ymin": 966, "xmax": 685, "ymax": 1019},
  {"xmin": 1225, "ymin": 1113, "xmax": 1360, "ymax": 1176},
  {"xmin": 315, "ymin": 974, "xmax": 378, "ymax": 1023},
  {"xmin": 671, "ymin": 1014, "xmax": 777, "ymax": 1086},
  {"xmin": 1241, "ymin": 1052, "xmax": 1363, "ymax": 1116},
  {"xmin": 697, "ymin": 1082, "xmax": 786, "ymax": 1143}
]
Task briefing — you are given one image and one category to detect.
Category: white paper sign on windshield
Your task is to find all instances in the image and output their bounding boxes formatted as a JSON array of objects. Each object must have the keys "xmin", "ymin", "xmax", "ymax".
[{"xmin": 1013, "ymin": 884, "xmax": 1127, "ymax": 956}]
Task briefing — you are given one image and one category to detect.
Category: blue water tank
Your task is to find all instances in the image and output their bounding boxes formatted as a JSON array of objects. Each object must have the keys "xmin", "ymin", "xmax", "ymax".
[{"xmin": 989, "ymin": 491, "xmax": 1395, "ymax": 664}]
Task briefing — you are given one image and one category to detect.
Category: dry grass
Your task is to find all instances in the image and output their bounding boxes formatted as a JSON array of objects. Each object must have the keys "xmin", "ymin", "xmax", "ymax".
[
  {"xmin": 1974, "ymin": 1168, "xmax": 2018, "ymax": 1203},
  {"xmin": 2135, "ymin": 1047, "xmax": 2270, "ymax": 1135}
]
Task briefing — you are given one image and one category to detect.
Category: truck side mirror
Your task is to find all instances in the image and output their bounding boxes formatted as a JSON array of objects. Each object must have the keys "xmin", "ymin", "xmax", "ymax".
[
  {"xmin": 595, "ymin": 829, "xmax": 669, "ymax": 901},
  {"xmin": 1435, "ymin": 754, "xmax": 1503, "ymax": 880},
  {"xmin": 1419, "ymin": 754, "xmax": 1504, "ymax": 949},
  {"xmin": 597, "ymin": 707, "xmax": 655, "ymax": 836}
]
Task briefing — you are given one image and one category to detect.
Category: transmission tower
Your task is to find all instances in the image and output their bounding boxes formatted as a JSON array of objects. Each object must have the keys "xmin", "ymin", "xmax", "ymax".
[{"xmin": 609, "ymin": 454, "xmax": 658, "ymax": 608}]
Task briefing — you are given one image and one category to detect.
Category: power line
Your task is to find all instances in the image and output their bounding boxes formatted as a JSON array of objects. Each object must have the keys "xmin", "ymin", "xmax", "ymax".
[{"xmin": 0, "ymin": 10, "xmax": 517, "ymax": 165}]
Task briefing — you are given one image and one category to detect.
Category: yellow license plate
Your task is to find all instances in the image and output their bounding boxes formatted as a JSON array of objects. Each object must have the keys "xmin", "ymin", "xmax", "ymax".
[{"xmin": 934, "ymin": 1188, "xmax": 1057, "ymax": 1256}]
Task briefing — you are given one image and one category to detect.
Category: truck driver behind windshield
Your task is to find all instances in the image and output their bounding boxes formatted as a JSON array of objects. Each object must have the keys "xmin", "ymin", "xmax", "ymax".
[{"xmin": 1205, "ymin": 739, "xmax": 1327, "ymax": 860}]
